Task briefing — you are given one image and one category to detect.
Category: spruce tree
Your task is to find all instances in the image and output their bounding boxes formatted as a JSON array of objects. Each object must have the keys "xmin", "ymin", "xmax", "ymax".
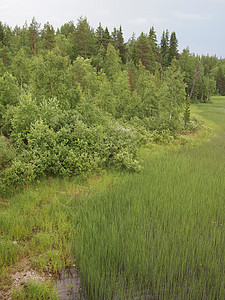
[
  {"xmin": 169, "ymin": 32, "xmax": 179, "ymax": 63},
  {"xmin": 102, "ymin": 27, "xmax": 111, "ymax": 49},
  {"xmin": 149, "ymin": 26, "xmax": 159, "ymax": 62},
  {"xmin": 216, "ymin": 67, "xmax": 225, "ymax": 95},
  {"xmin": 160, "ymin": 30, "xmax": 170, "ymax": 68},
  {"xmin": 111, "ymin": 26, "xmax": 126, "ymax": 63},
  {"xmin": 117, "ymin": 26, "xmax": 126, "ymax": 64},
  {"xmin": 0, "ymin": 22, "xmax": 5, "ymax": 46}
]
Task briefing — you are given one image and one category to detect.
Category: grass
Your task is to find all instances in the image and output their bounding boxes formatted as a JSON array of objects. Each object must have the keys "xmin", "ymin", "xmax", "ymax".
[
  {"xmin": 0, "ymin": 171, "xmax": 121, "ymax": 297},
  {"xmin": 72, "ymin": 96, "xmax": 225, "ymax": 299},
  {"xmin": 11, "ymin": 281, "xmax": 57, "ymax": 300},
  {"xmin": 0, "ymin": 96, "xmax": 225, "ymax": 298}
]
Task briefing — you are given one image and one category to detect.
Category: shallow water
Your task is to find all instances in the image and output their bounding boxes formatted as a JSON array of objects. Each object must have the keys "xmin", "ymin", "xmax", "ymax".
[{"xmin": 56, "ymin": 266, "xmax": 85, "ymax": 300}]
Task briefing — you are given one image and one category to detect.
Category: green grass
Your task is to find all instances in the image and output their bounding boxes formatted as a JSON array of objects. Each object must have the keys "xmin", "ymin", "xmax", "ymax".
[
  {"xmin": 0, "ymin": 171, "xmax": 121, "ymax": 296},
  {"xmin": 11, "ymin": 281, "xmax": 57, "ymax": 300},
  {"xmin": 73, "ymin": 96, "xmax": 225, "ymax": 299}
]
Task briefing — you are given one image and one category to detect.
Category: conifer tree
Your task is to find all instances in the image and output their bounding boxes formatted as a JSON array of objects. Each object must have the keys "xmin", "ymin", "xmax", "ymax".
[
  {"xmin": 149, "ymin": 26, "xmax": 159, "ymax": 62},
  {"xmin": 28, "ymin": 17, "xmax": 40, "ymax": 55},
  {"xmin": 111, "ymin": 26, "xmax": 126, "ymax": 63},
  {"xmin": 96, "ymin": 23, "xmax": 104, "ymax": 48},
  {"xmin": 0, "ymin": 22, "xmax": 5, "ymax": 46},
  {"xmin": 136, "ymin": 32, "xmax": 155, "ymax": 72},
  {"xmin": 169, "ymin": 32, "xmax": 179, "ymax": 63},
  {"xmin": 117, "ymin": 26, "xmax": 126, "ymax": 64},
  {"xmin": 74, "ymin": 17, "xmax": 97, "ymax": 59},
  {"xmin": 127, "ymin": 33, "xmax": 138, "ymax": 66},
  {"xmin": 59, "ymin": 21, "xmax": 75, "ymax": 37},
  {"xmin": 216, "ymin": 67, "xmax": 225, "ymax": 95},
  {"xmin": 102, "ymin": 27, "xmax": 112, "ymax": 49},
  {"xmin": 160, "ymin": 30, "xmax": 170, "ymax": 68},
  {"xmin": 126, "ymin": 60, "xmax": 138, "ymax": 94},
  {"xmin": 41, "ymin": 22, "xmax": 55, "ymax": 50}
]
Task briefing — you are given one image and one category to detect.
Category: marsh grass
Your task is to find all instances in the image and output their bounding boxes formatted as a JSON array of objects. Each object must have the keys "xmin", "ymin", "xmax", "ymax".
[{"xmin": 73, "ymin": 96, "xmax": 225, "ymax": 299}]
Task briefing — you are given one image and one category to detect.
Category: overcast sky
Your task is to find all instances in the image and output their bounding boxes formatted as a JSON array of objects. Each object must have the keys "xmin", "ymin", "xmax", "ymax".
[{"xmin": 0, "ymin": 0, "xmax": 225, "ymax": 57}]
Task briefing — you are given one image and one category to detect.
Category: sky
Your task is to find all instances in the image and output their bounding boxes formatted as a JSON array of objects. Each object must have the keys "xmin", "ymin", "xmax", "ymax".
[{"xmin": 0, "ymin": 0, "xmax": 225, "ymax": 58}]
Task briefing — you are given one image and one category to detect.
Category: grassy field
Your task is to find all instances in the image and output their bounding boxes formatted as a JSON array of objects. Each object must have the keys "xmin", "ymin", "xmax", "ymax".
[
  {"xmin": 0, "ymin": 96, "xmax": 225, "ymax": 299},
  {"xmin": 73, "ymin": 96, "xmax": 225, "ymax": 299}
]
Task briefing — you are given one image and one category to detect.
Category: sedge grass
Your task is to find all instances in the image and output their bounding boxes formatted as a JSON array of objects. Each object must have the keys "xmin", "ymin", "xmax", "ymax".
[{"xmin": 73, "ymin": 96, "xmax": 225, "ymax": 299}]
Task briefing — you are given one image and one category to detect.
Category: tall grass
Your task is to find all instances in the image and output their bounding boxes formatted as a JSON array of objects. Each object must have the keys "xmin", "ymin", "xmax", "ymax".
[{"xmin": 73, "ymin": 96, "xmax": 225, "ymax": 299}]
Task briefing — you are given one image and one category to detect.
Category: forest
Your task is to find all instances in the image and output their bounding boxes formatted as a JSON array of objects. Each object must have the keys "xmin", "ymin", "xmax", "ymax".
[{"xmin": 0, "ymin": 16, "xmax": 224, "ymax": 192}]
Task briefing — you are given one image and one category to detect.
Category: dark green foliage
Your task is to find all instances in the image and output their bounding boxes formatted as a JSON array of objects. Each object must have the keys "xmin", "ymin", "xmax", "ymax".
[
  {"xmin": 160, "ymin": 30, "xmax": 170, "ymax": 68},
  {"xmin": 169, "ymin": 32, "xmax": 179, "ymax": 63},
  {"xmin": 149, "ymin": 26, "xmax": 160, "ymax": 64},
  {"xmin": 102, "ymin": 27, "xmax": 112, "ymax": 49},
  {"xmin": 216, "ymin": 67, "xmax": 225, "ymax": 95},
  {"xmin": 111, "ymin": 26, "xmax": 126, "ymax": 64}
]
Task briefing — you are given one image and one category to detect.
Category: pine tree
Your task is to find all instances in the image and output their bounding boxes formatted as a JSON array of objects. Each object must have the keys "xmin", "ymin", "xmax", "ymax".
[
  {"xmin": 28, "ymin": 17, "xmax": 40, "ymax": 55},
  {"xmin": 126, "ymin": 60, "xmax": 138, "ymax": 95},
  {"xmin": 41, "ymin": 22, "xmax": 55, "ymax": 50},
  {"xmin": 96, "ymin": 23, "xmax": 104, "ymax": 48},
  {"xmin": 136, "ymin": 32, "xmax": 155, "ymax": 72},
  {"xmin": 127, "ymin": 33, "xmax": 138, "ymax": 66},
  {"xmin": 59, "ymin": 21, "xmax": 75, "ymax": 37},
  {"xmin": 74, "ymin": 17, "xmax": 97, "ymax": 59}
]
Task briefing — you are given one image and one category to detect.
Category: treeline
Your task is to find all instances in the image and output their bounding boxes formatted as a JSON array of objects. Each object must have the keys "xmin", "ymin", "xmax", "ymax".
[{"xmin": 0, "ymin": 17, "xmax": 223, "ymax": 192}]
